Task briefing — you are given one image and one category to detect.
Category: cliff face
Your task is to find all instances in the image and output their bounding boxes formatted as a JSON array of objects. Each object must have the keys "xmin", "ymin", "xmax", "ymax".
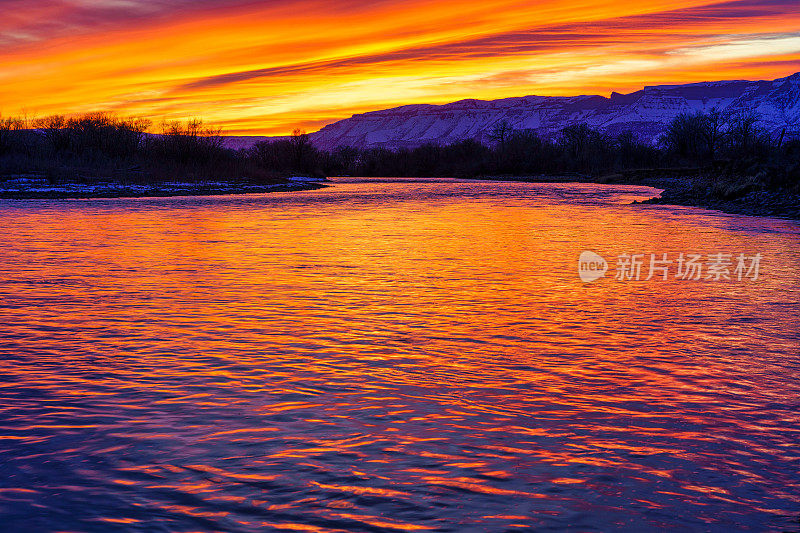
[
  {"xmin": 222, "ymin": 73, "xmax": 800, "ymax": 150},
  {"xmin": 305, "ymin": 73, "xmax": 800, "ymax": 150}
]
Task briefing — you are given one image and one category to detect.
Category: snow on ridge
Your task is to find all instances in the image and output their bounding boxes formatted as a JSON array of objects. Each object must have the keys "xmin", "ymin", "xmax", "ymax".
[{"xmin": 224, "ymin": 72, "xmax": 800, "ymax": 151}]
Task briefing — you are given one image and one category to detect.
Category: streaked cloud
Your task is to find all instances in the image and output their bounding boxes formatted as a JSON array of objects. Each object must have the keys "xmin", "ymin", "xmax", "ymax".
[{"xmin": 1, "ymin": 0, "xmax": 798, "ymax": 134}]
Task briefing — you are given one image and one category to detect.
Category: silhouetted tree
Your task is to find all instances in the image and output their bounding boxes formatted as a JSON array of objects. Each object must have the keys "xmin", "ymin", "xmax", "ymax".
[
  {"xmin": 156, "ymin": 119, "xmax": 223, "ymax": 166},
  {"xmin": 723, "ymin": 110, "xmax": 769, "ymax": 158},
  {"xmin": 700, "ymin": 109, "xmax": 724, "ymax": 160},
  {"xmin": 488, "ymin": 120, "xmax": 514, "ymax": 151},
  {"xmin": 290, "ymin": 129, "xmax": 315, "ymax": 173},
  {"xmin": 502, "ymin": 129, "xmax": 550, "ymax": 174},
  {"xmin": 559, "ymin": 124, "xmax": 612, "ymax": 173},
  {"xmin": 662, "ymin": 109, "xmax": 731, "ymax": 163},
  {"xmin": 0, "ymin": 115, "xmax": 24, "ymax": 155},
  {"xmin": 614, "ymin": 131, "xmax": 660, "ymax": 169},
  {"xmin": 35, "ymin": 115, "xmax": 71, "ymax": 154},
  {"xmin": 662, "ymin": 112, "xmax": 707, "ymax": 163}
]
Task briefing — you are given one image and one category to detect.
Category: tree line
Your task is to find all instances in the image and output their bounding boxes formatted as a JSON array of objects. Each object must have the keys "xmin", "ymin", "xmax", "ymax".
[
  {"xmin": 1, "ymin": 110, "xmax": 797, "ymax": 190},
  {"xmin": 0, "ymin": 113, "xmax": 277, "ymax": 183},
  {"xmin": 264, "ymin": 111, "xmax": 798, "ymax": 191}
]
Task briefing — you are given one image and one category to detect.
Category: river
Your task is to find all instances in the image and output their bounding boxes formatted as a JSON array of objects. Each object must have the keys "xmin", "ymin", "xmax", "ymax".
[{"xmin": 1, "ymin": 178, "xmax": 798, "ymax": 531}]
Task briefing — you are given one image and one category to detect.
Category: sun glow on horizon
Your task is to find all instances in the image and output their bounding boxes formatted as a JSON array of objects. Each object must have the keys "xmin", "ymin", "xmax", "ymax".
[{"xmin": 1, "ymin": 0, "xmax": 799, "ymax": 135}]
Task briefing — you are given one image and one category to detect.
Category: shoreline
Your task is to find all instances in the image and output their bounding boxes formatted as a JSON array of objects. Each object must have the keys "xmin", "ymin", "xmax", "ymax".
[
  {"xmin": 0, "ymin": 177, "xmax": 328, "ymax": 200},
  {"xmin": 472, "ymin": 171, "xmax": 800, "ymax": 221},
  {"xmin": 2, "ymin": 174, "xmax": 798, "ymax": 221}
]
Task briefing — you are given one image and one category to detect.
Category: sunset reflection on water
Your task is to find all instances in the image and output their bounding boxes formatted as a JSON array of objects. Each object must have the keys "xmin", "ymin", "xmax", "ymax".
[{"xmin": 0, "ymin": 178, "xmax": 798, "ymax": 532}]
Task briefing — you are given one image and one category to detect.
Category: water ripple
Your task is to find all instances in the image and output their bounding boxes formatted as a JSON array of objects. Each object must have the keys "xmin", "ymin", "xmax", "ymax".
[{"xmin": 0, "ymin": 178, "xmax": 798, "ymax": 531}]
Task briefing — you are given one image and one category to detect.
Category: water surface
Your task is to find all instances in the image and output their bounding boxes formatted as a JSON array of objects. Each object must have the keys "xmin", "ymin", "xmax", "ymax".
[{"xmin": 1, "ymin": 178, "xmax": 799, "ymax": 532}]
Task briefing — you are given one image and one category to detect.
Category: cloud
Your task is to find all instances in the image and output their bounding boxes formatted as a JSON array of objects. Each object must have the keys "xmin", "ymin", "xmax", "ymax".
[
  {"xmin": 0, "ymin": 0, "xmax": 260, "ymax": 46},
  {"xmin": 174, "ymin": 0, "xmax": 800, "ymax": 92},
  {"xmin": 1, "ymin": 0, "xmax": 799, "ymax": 134},
  {"xmin": 670, "ymin": 33, "xmax": 800, "ymax": 61}
]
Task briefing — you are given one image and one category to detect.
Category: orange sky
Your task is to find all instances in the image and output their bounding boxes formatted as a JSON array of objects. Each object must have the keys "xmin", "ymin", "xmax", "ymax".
[{"xmin": 1, "ymin": 0, "xmax": 799, "ymax": 135}]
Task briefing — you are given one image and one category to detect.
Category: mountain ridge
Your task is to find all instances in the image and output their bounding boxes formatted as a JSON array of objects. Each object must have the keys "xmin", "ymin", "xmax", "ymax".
[{"xmin": 224, "ymin": 72, "xmax": 800, "ymax": 150}]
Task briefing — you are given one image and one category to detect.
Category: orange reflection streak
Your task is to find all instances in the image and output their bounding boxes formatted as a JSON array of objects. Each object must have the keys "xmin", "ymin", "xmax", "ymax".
[
  {"xmin": 328, "ymin": 512, "xmax": 435, "ymax": 530},
  {"xmin": 0, "ymin": 180, "xmax": 799, "ymax": 530},
  {"xmin": 0, "ymin": 1, "xmax": 798, "ymax": 134},
  {"xmin": 309, "ymin": 482, "xmax": 410, "ymax": 498},
  {"xmin": 420, "ymin": 476, "xmax": 549, "ymax": 498}
]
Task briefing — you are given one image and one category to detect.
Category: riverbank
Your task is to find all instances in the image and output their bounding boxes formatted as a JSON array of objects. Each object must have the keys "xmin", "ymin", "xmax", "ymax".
[
  {"xmin": 3, "ymin": 173, "xmax": 798, "ymax": 219},
  {"xmin": 475, "ymin": 170, "xmax": 800, "ymax": 220},
  {"xmin": 0, "ymin": 176, "xmax": 328, "ymax": 199},
  {"xmin": 629, "ymin": 173, "xmax": 800, "ymax": 220}
]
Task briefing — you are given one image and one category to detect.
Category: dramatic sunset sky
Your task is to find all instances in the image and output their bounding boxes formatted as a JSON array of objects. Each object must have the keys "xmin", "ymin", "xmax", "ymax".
[{"xmin": 1, "ymin": 0, "xmax": 799, "ymax": 135}]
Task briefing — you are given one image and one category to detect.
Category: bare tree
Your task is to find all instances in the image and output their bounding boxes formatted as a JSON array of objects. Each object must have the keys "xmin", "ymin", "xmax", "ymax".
[
  {"xmin": 0, "ymin": 114, "xmax": 24, "ymax": 154},
  {"xmin": 159, "ymin": 118, "xmax": 224, "ymax": 165},
  {"xmin": 662, "ymin": 111, "xmax": 714, "ymax": 162},
  {"xmin": 34, "ymin": 115, "xmax": 70, "ymax": 153},
  {"xmin": 488, "ymin": 120, "xmax": 513, "ymax": 150},
  {"xmin": 724, "ymin": 110, "xmax": 766, "ymax": 155},
  {"xmin": 559, "ymin": 124, "xmax": 612, "ymax": 173},
  {"xmin": 291, "ymin": 128, "xmax": 313, "ymax": 172},
  {"xmin": 700, "ymin": 108, "xmax": 724, "ymax": 160}
]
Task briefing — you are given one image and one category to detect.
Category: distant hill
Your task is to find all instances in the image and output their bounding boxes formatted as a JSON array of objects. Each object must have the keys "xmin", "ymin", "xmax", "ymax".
[{"xmin": 224, "ymin": 72, "xmax": 800, "ymax": 150}]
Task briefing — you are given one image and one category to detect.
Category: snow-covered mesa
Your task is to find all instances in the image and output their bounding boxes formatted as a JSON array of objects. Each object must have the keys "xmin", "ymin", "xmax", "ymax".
[{"xmin": 225, "ymin": 72, "xmax": 800, "ymax": 150}]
